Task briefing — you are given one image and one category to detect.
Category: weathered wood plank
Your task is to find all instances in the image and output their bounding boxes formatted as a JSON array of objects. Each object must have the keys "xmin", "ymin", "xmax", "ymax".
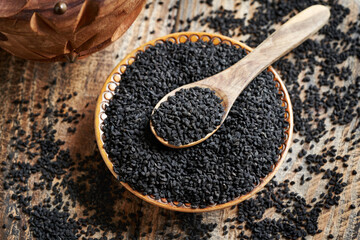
[{"xmin": 0, "ymin": 0, "xmax": 359, "ymax": 239}]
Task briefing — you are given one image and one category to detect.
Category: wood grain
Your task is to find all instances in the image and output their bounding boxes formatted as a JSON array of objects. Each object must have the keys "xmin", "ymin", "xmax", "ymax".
[{"xmin": 0, "ymin": 0, "xmax": 359, "ymax": 239}]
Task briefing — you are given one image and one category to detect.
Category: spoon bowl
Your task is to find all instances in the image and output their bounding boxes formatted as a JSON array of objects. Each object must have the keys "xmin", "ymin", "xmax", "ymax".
[
  {"xmin": 95, "ymin": 32, "xmax": 293, "ymax": 212},
  {"xmin": 150, "ymin": 83, "xmax": 229, "ymax": 149}
]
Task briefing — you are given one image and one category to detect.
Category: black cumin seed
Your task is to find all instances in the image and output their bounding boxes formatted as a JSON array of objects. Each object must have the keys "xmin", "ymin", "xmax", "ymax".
[{"xmin": 151, "ymin": 87, "xmax": 224, "ymax": 146}]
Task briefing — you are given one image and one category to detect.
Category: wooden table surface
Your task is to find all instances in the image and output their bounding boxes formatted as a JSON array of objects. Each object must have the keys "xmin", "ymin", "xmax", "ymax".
[{"xmin": 0, "ymin": 0, "xmax": 359, "ymax": 239}]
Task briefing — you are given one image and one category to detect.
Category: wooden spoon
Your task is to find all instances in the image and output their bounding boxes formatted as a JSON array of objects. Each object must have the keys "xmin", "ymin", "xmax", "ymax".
[{"xmin": 150, "ymin": 5, "xmax": 330, "ymax": 149}]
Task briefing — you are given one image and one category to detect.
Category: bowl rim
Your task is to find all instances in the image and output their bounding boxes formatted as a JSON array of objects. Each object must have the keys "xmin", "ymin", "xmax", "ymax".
[{"xmin": 94, "ymin": 32, "xmax": 294, "ymax": 213}]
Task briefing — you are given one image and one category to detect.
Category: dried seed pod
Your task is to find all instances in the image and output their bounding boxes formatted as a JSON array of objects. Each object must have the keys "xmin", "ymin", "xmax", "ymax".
[{"xmin": 0, "ymin": 0, "xmax": 146, "ymax": 61}]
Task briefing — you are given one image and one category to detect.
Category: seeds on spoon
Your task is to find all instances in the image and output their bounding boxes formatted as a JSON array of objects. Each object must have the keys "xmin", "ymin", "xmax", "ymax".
[{"xmin": 151, "ymin": 87, "xmax": 224, "ymax": 146}]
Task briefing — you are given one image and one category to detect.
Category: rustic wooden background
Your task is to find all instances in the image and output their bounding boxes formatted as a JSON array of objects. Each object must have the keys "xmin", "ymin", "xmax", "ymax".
[{"xmin": 0, "ymin": 0, "xmax": 359, "ymax": 239}]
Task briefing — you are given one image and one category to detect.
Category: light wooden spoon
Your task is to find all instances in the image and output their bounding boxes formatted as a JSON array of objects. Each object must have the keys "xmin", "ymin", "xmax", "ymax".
[{"xmin": 150, "ymin": 5, "xmax": 330, "ymax": 149}]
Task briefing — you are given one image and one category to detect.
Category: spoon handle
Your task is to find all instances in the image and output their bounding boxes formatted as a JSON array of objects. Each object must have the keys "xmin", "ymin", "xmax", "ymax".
[{"xmin": 207, "ymin": 5, "xmax": 330, "ymax": 104}]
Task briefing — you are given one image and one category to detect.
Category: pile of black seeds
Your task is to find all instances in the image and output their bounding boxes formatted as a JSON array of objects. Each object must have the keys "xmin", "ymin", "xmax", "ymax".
[
  {"xmin": 151, "ymin": 87, "xmax": 224, "ymax": 146},
  {"xmin": 103, "ymin": 40, "xmax": 287, "ymax": 207}
]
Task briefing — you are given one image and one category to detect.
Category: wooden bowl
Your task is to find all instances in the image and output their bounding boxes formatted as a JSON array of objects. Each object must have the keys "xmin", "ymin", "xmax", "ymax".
[
  {"xmin": 0, "ymin": 0, "xmax": 146, "ymax": 62},
  {"xmin": 95, "ymin": 32, "xmax": 294, "ymax": 212}
]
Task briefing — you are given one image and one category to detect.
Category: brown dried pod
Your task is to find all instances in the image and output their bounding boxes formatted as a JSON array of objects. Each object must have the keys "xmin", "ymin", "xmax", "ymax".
[{"xmin": 0, "ymin": 0, "xmax": 146, "ymax": 61}]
